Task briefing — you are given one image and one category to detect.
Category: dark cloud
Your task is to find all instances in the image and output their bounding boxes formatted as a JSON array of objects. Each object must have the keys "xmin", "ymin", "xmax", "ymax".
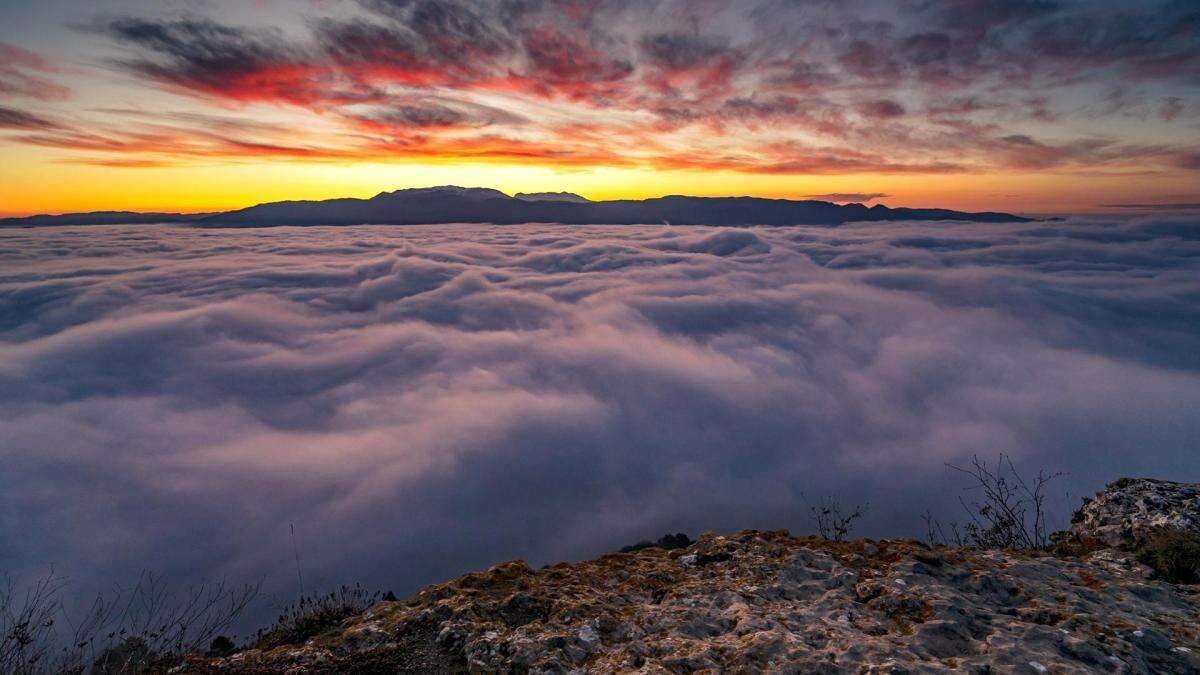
[
  {"xmin": 639, "ymin": 32, "xmax": 734, "ymax": 71},
  {"xmin": 988, "ymin": 134, "xmax": 1181, "ymax": 171},
  {"xmin": 0, "ymin": 105, "xmax": 60, "ymax": 130},
  {"xmin": 521, "ymin": 25, "xmax": 635, "ymax": 100},
  {"xmin": 1022, "ymin": 3, "xmax": 1200, "ymax": 80},
  {"xmin": 1174, "ymin": 152, "xmax": 1200, "ymax": 170},
  {"xmin": 2, "ymin": 218, "xmax": 1198, "ymax": 628},
  {"xmin": 312, "ymin": 13, "xmax": 507, "ymax": 89},
  {"xmin": 858, "ymin": 99, "xmax": 906, "ymax": 119},
  {"xmin": 837, "ymin": 39, "xmax": 901, "ymax": 82},
  {"xmin": 900, "ymin": 32, "xmax": 953, "ymax": 66},
  {"xmin": 346, "ymin": 99, "xmax": 527, "ymax": 132},
  {"xmin": 765, "ymin": 60, "xmax": 836, "ymax": 91},
  {"xmin": 98, "ymin": 17, "xmax": 379, "ymax": 106}
]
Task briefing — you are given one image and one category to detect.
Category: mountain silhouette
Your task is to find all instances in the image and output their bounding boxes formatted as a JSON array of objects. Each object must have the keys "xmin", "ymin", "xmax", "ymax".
[
  {"xmin": 514, "ymin": 191, "xmax": 592, "ymax": 203},
  {"xmin": 2, "ymin": 187, "xmax": 1030, "ymax": 227}
]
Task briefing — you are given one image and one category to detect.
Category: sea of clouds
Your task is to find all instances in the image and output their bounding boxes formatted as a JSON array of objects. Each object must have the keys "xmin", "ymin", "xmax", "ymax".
[{"xmin": 1, "ymin": 218, "xmax": 1198, "ymax": 619}]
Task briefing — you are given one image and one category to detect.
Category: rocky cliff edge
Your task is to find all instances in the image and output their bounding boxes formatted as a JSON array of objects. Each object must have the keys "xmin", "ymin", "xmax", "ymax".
[{"xmin": 182, "ymin": 479, "xmax": 1200, "ymax": 674}]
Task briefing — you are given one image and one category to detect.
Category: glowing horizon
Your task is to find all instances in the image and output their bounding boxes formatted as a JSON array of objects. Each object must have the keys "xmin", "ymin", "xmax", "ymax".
[{"xmin": 1, "ymin": 0, "xmax": 1198, "ymax": 217}]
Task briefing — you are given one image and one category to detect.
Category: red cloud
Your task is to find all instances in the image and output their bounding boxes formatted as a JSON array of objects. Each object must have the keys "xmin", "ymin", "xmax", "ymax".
[
  {"xmin": 0, "ymin": 43, "xmax": 71, "ymax": 101},
  {"xmin": 8, "ymin": 3, "xmax": 1194, "ymax": 179}
]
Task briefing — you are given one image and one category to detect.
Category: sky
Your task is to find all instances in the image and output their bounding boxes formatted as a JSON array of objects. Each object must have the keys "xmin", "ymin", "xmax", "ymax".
[{"xmin": 0, "ymin": 0, "xmax": 1198, "ymax": 215}]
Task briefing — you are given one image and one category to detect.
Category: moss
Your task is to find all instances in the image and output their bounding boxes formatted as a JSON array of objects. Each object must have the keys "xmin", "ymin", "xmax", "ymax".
[
  {"xmin": 1076, "ymin": 570, "xmax": 1106, "ymax": 590},
  {"xmin": 1136, "ymin": 530, "xmax": 1200, "ymax": 584}
]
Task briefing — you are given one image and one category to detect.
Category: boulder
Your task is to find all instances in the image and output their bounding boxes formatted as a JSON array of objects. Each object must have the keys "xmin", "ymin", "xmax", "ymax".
[{"xmin": 1071, "ymin": 478, "xmax": 1200, "ymax": 549}]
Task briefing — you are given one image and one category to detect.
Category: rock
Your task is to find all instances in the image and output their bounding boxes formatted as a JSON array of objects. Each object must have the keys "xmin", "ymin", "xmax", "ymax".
[
  {"xmin": 1071, "ymin": 478, "xmax": 1200, "ymax": 549},
  {"xmin": 577, "ymin": 622, "xmax": 599, "ymax": 646},
  {"xmin": 182, "ymin": 530, "xmax": 1200, "ymax": 673},
  {"xmin": 498, "ymin": 591, "xmax": 549, "ymax": 627}
]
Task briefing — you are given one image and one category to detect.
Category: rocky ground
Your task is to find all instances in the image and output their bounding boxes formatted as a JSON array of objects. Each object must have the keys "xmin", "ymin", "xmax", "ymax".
[{"xmin": 179, "ymin": 480, "xmax": 1200, "ymax": 674}]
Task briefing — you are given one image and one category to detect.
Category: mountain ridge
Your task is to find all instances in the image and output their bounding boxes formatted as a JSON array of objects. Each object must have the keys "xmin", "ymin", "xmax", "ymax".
[
  {"xmin": 514, "ymin": 191, "xmax": 592, "ymax": 203},
  {"xmin": 0, "ymin": 186, "xmax": 1032, "ymax": 227}
]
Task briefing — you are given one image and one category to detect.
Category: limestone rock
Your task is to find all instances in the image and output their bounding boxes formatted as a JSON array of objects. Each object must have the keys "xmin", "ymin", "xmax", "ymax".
[{"xmin": 1071, "ymin": 478, "xmax": 1200, "ymax": 549}]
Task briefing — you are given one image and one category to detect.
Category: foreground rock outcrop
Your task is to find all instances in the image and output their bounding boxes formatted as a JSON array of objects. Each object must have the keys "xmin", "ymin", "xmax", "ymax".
[
  {"xmin": 183, "ymin": 480, "xmax": 1200, "ymax": 674},
  {"xmin": 1070, "ymin": 478, "xmax": 1200, "ymax": 550}
]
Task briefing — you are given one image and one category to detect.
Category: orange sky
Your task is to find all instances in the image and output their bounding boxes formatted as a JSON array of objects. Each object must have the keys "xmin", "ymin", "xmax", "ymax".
[
  {"xmin": 1, "ymin": 0, "xmax": 1197, "ymax": 217},
  {"xmin": 5, "ymin": 159, "xmax": 1198, "ymax": 217}
]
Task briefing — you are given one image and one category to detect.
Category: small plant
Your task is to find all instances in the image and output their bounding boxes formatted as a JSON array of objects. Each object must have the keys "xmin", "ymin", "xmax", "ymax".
[
  {"xmin": 254, "ymin": 584, "xmax": 379, "ymax": 650},
  {"xmin": 922, "ymin": 510, "xmax": 964, "ymax": 548},
  {"xmin": 206, "ymin": 635, "xmax": 236, "ymax": 657},
  {"xmin": 946, "ymin": 454, "xmax": 1063, "ymax": 550},
  {"xmin": 1048, "ymin": 533, "xmax": 1107, "ymax": 559},
  {"xmin": 807, "ymin": 496, "xmax": 869, "ymax": 542},
  {"xmin": 1137, "ymin": 531, "xmax": 1200, "ymax": 584},
  {"xmin": 619, "ymin": 533, "xmax": 693, "ymax": 553},
  {"xmin": 92, "ymin": 637, "xmax": 152, "ymax": 674}
]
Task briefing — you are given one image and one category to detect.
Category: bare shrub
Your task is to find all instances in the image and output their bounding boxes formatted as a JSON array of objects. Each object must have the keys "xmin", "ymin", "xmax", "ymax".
[
  {"xmin": 945, "ymin": 454, "xmax": 1064, "ymax": 550},
  {"xmin": 90, "ymin": 572, "xmax": 258, "ymax": 672},
  {"xmin": 254, "ymin": 584, "xmax": 379, "ymax": 650},
  {"xmin": 0, "ymin": 570, "xmax": 258, "ymax": 674},
  {"xmin": 1, "ymin": 572, "xmax": 63, "ymax": 674},
  {"xmin": 807, "ymin": 496, "xmax": 869, "ymax": 542}
]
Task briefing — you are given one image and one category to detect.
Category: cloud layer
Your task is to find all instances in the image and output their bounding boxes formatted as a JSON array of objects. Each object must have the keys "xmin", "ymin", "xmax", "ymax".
[
  {"xmin": 1, "ymin": 0, "xmax": 1198, "ymax": 177},
  {"xmin": 1, "ymin": 218, "xmax": 1199, "ymax": 622}
]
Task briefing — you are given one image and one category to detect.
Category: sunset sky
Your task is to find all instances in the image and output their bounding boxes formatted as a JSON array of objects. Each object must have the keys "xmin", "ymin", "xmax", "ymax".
[{"xmin": 1, "ymin": 0, "xmax": 1197, "ymax": 216}]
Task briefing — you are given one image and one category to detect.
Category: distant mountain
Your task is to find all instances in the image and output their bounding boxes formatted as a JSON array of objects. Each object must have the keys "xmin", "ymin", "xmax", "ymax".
[
  {"xmin": 514, "ymin": 191, "xmax": 592, "ymax": 203},
  {"xmin": 0, "ymin": 186, "xmax": 1031, "ymax": 228},
  {"xmin": 0, "ymin": 211, "xmax": 211, "ymax": 226}
]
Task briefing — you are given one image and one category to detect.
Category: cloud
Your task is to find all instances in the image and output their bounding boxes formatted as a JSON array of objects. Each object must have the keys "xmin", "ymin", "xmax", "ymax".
[
  {"xmin": 1102, "ymin": 202, "xmax": 1200, "ymax": 211},
  {"xmin": 857, "ymin": 99, "xmax": 907, "ymax": 119},
  {"xmin": 96, "ymin": 17, "xmax": 373, "ymax": 107},
  {"xmin": 988, "ymin": 134, "xmax": 1180, "ymax": 172},
  {"xmin": 1, "ymin": 217, "xmax": 1198, "ymax": 627},
  {"xmin": 344, "ymin": 98, "xmax": 527, "ymax": 133},
  {"xmin": 639, "ymin": 32, "xmax": 737, "ymax": 71},
  {"xmin": 804, "ymin": 193, "xmax": 891, "ymax": 203},
  {"xmin": 0, "ymin": 105, "xmax": 60, "ymax": 131},
  {"xmin": 1174, "ymin": 152, "xmax": 1200, "ymax": 170},
  {"xmin": 7, "ymin": 2, "xmax": 1194, "ymax": 175},
  {"xmin": 1158, "ymin": 96, "xmax": 1185, "ymax": 121},
  {"xmin": 0, "ymin": 43, "xmax": 70, "ymax": 101}
]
